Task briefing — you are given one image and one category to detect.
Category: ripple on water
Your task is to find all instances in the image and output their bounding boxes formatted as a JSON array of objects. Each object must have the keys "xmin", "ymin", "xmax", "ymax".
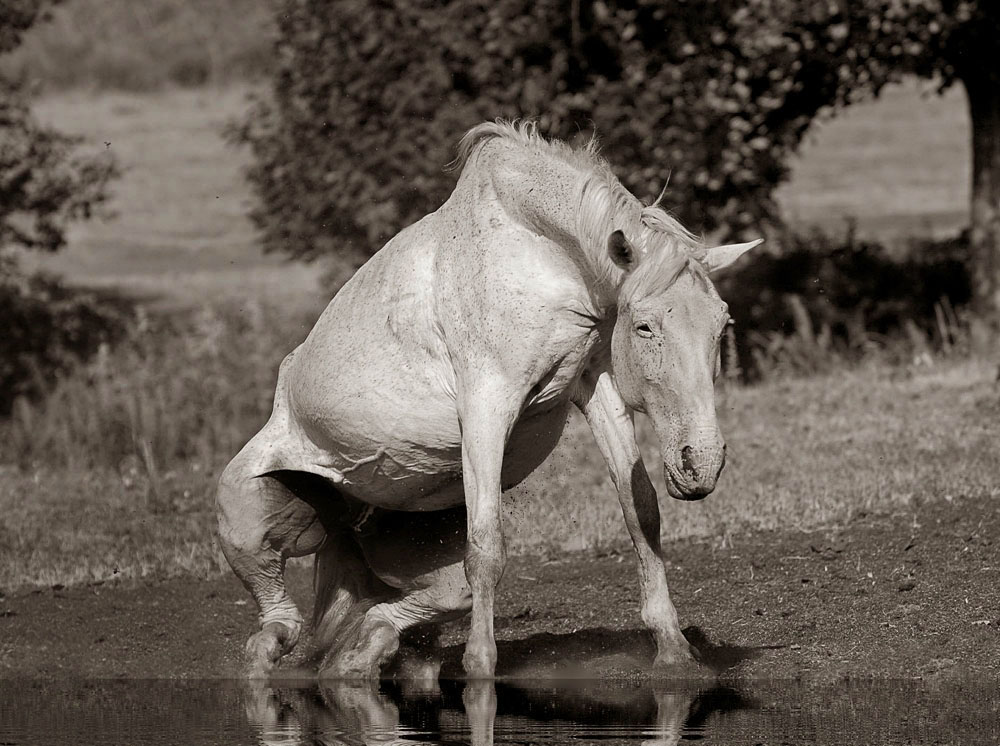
[{"xmin": 0, "ymin": 678, "xmax": 997, "ymax": 745}]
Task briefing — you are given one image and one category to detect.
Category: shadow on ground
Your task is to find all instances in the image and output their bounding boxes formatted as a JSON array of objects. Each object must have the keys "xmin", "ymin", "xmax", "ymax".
[{"xmin": 434, "ymin": 625, "xmax": 766, "ymax": 679}]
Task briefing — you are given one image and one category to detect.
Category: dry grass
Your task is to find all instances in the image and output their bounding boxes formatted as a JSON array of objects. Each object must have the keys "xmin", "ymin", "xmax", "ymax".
[
  {"xmin": 0, "ymin": 301, "xmax": 311, "ymax": 588},
  {"xmin": 2, "ymin": 339, "xmax": 996, "ymax": 589},
  {"xmin": 507, "ymin": 357, "xmax": 1000, "ymax": 554}
]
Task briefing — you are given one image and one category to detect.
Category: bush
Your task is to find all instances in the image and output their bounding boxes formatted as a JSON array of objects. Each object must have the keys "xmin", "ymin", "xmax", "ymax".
[
  {"xmin": 0, "ymin": 75, "xmax": 116, "ymax": 252},
  {"xmin": 2, "ymin": 5, "xmax": 121, "ymax": 413},
  {"xmin": 720, "ymin": 229, "xmax": 974, "ymax": 379},
  {"xmin": 0, "ymin": 264, "xmax": 129, "ymax": 414}
]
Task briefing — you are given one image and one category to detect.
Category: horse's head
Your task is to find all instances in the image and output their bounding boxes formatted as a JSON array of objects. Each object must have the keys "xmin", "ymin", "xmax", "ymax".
[{"xmin": 608, "ymin": 232, "xmax": 761, "ymax": 500}]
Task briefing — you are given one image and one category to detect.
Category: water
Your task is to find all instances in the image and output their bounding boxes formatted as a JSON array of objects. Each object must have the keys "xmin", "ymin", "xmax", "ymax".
[{"xmin": 1, "ymin": 678, "xmax": 997, "ymax": 745}]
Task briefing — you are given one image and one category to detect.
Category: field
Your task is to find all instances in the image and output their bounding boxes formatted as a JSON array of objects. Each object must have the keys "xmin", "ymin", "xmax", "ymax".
[
  {"xmin": 1, "ymin": 75, "xmax": 997, "ymax": 680},
  {"xmin": 775, "ymin": 80, "xmax": 969, "ymax": 240},
  {"xmin": 22, "ymin": 86, "xmax": 325, "ymax": 313}
]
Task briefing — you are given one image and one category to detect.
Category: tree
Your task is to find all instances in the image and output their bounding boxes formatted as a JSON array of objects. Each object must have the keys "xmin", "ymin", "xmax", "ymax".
[
  {"xmin": 238, "ymin": 0, "xmax": 999, "ymax": 316},
  {"xmin": 2, "ymin": 0, "xmax": 116, "ymax": 255},
  {"xmin": 806, "ymin": 1, "xmax": 1000, "ymax": 317},
  {"xmin": 1, "ymin": 0, "xmax": 120, "ymax": 412}
]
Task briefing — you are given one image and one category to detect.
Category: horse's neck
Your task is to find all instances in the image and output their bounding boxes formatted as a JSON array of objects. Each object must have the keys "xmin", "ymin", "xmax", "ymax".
[
  {"xmin": 472, "ymin": 142, "xmax": 621, "ymax": 305},
  {"xmin": 478, "ymin": 144, "xmax": 583, "ymax": 250}
]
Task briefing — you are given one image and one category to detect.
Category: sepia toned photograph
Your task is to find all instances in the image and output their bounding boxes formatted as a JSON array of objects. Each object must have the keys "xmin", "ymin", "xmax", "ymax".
[{"xmin": 1, "ymin": 1, "xmax": 998, "ymax": 743}]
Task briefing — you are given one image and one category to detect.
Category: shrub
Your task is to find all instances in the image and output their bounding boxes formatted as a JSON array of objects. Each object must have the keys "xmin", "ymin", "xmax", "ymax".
[
  {"xmin": 2, "ymin": 5, "xmax": 120, "ymax": 412},
  {"xmin": 720, "ymin": 229, "xmax": 974, "ymax": 379},
  {"xmin": 0, "ymin": 263, "xmax": 129, "ymax": 414}
]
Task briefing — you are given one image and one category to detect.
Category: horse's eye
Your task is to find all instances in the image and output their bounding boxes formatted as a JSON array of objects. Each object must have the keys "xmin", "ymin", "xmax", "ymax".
[{"xmin": 635, "ymin": 323, "xmax": 654, "ymax": 337}]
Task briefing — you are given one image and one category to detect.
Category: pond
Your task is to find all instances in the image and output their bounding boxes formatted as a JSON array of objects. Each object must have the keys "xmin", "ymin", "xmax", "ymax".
[{"xmin": 1, "ymin": 678, "xmax": 996, "ymax": 745}]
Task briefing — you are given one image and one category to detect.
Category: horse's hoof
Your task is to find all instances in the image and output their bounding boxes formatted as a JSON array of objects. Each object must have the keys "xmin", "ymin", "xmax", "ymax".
[
  {"xmin": 393, "ymin": 655, "xmax": 442, "ymax": 689},
  {"xmin": 651, "ymin": 649, "xmax": 711, "ymax": 680},
  {"xmin": 243, "ymin": 621, "xmax": 299, "ymax": 678},
  {"xmin": 320, "ymin": 619, "xmax": 399, "ymax": 681},
  {"xmin": 244, "ymin": 633, "xmax": 282, "ymax": 678}
]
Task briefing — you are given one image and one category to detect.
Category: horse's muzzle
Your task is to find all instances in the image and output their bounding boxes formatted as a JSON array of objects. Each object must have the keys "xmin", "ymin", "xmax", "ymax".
[{"xmin": 664, "ymin": 442, "xmax": 726, "ymax": 501}]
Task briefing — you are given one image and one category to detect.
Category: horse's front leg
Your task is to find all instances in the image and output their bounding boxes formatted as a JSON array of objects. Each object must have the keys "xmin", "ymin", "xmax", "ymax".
[
  {"xmin": 457, "ymin": 378, "xmax": 521, "ymax": 678},
  {"xmin": 574, "ymin": 368, "xmax": 700, "ymax": 671}
]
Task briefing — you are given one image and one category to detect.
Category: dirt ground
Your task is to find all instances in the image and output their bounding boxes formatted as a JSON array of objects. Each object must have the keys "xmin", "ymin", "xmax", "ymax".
[{"xmin": 2, "ymin": 493, "xmax": 997, "ymax": 683}]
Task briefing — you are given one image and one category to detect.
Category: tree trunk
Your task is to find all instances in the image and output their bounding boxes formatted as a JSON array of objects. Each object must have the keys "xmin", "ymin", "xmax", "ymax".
[{"xmin": 961, "ymin": 67, "xmax": 1000, "ymax": 320}]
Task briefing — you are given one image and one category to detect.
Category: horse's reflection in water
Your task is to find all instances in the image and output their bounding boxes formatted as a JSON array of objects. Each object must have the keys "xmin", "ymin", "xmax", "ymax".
[{"xmin": 245, "ymin": 678, "xmax": 751, "ymax": 746}]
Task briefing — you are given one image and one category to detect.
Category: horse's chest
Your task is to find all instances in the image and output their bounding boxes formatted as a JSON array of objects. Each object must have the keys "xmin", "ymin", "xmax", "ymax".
[
  {"xmin": 501, "ymin": 400, "xmax": 573, "ymax": 489},
  {"xmin": 524, "ymin": 327, "xmax": 600, "ymax": 409}
]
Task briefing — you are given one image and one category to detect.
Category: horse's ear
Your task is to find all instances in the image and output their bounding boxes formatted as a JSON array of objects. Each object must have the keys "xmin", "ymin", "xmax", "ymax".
[
  {"xmin": 608, "ymin": 230, "xmax": 636, "ymax": 271},
  {"xmin": 701, "ymin": 238, "xmax": 763, "ymax": 275}
]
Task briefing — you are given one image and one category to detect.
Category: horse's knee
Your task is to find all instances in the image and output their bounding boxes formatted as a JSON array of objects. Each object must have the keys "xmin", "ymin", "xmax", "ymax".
[
  {"xmin": 217, "ymin": 460, "xmax": 327, "ymax": 561},
  {"xmin": 465, "ymin": 532, "xmax": 507, "ymax": 591}
]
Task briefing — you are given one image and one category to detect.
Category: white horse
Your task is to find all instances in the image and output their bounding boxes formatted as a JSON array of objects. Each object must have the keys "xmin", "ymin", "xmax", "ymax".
[{"xmin": 216, "ymin": 121, "xmax": 760, "ymax": 679}]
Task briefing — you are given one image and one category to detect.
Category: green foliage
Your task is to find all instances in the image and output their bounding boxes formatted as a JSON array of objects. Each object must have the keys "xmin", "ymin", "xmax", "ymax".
[
  {"xmin": 0, "ymin": 0, "xmax": 58, "ymax": 55},
  {"xmin": 0, "ymin": 77, "xmax": 116, "ymax": 252},
  {"xmin": 0, "ymin": 266, "xmax": 128, "ymax": 414},
  {"xmin": 2, "ymin": 1, "xmax": 117, "ymax": 252},
  {"xmin": 230, "ymin": 1, "xmax": 847, "ymax": 259},
  {"xmin": 818, "ymin": 1, "xmax": 1000, "ymax": 88}
]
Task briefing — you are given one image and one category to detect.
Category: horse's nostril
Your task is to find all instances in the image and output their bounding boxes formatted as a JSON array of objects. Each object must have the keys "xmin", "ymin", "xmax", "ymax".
[{"xmin": 680, "ymin": 445, "xmax": 696, "ymax": 478}]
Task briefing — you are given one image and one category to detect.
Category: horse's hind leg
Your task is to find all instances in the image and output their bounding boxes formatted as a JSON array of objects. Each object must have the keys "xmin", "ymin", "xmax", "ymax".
[
  {"xmin": 319, "ymin": 506, "xmax": 471, "ymax": 681},
  {"xmin": 319, "ymin": 560, "xmax": 471, "ymax": 681},
  {"xmin": 216, "ymin": 448, "xmax": 327, "ymax": 677},
  {"xmin": 312, "ymin": 527, "xmax": 398, "ymax": 680}
]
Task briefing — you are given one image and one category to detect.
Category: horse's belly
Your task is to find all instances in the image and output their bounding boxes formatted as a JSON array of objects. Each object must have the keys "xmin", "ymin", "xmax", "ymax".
[
  {"xmin": 334, "ymin": 441, "xmax": 465, "ymax": 510},
  {"xmin": 296, "ymin": 387, "xmax": 466, "ymax": 510},
  {"xmin": 330, "ymin": 403, "xmax": 570, "ymax": 509},
  {"xmin": 294, "ymin": 396, "xmax": 570, "ymax": 512}
]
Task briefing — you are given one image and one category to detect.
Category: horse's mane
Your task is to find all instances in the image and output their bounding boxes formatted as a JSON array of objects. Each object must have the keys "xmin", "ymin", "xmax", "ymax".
[
  {"xmin": 453, "ymin": 119, "xmax": 601, "ymax": 174},
  {"xmin": 454, "ymin": 120, "xmax": 704, "ymax": 303}
]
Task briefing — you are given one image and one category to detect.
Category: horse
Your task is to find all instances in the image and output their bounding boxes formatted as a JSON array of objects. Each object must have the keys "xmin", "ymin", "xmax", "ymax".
[{"xmin": 216, "ymin": 120, "xmax": 760, "ymax": 680}]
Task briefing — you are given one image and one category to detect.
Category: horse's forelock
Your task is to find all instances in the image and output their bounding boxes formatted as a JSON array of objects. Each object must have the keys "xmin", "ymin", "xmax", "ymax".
[
  {"xmin": 620, "ymin": 250, "xmax": 689, "ymax": 307},
  {"xmin": 617, "ymin": 207, "xmax": 704, "ymax": 305}
]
